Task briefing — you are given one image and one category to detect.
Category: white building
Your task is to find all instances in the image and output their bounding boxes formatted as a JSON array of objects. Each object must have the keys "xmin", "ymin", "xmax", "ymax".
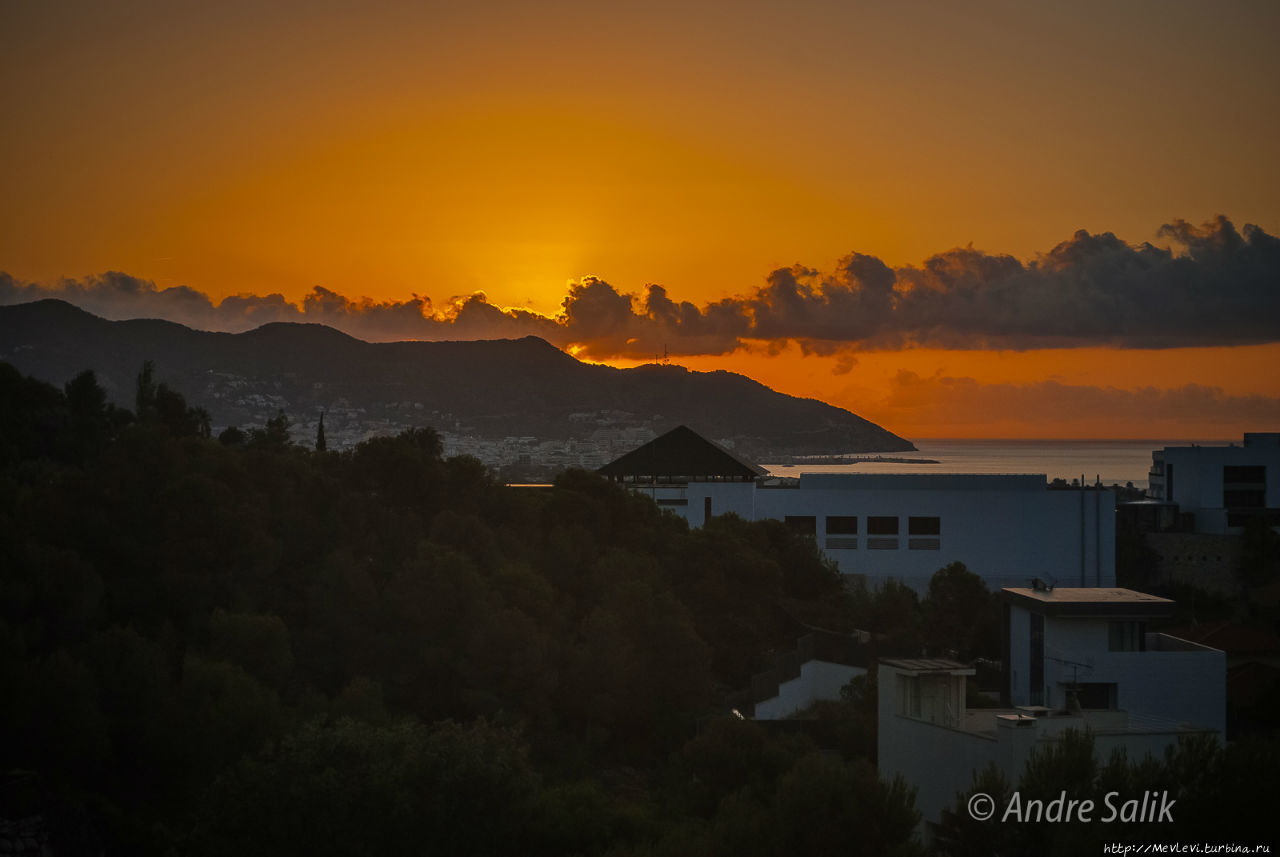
[
  {"xmin": 879, "ymin": 587, "xmax": 1225, "ymax": 831},
  {"xmin": 752, "ymin": 660, "xmax": 864, "ymax": 720},
  {"xmin": 1147, "ymin": 432, "xmax": 1280, "ymax": 534},
  {"xmin": 746, "ymin": 631, "xmax": 871, "ymax": 720},
  {"xmin": 601, "ymin": 426, "xmax": 1115, "ymax": 592}
]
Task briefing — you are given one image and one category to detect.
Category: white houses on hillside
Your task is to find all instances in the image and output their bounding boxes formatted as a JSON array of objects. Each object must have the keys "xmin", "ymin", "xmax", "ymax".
[{"xmin": 600, "ymin": 426, "xmax": 1115, "ymax": 592}]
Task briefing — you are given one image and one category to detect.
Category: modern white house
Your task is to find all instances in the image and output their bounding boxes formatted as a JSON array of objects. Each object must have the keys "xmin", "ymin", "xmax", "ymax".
[
  {"xmin": 1000, "ymin": 586, "xmax": 1224, "ymax": 728},
  {"xmin": 1146, "ymin": 432, "xmax": 1280, "ymax": 534},
  {"xmin": 878, "ymin": 587, "xmax": 1225, "ymax": 831},
  {"xmin": 601, "ymin": 426, "xmax": 1115, "ymax": 592}
]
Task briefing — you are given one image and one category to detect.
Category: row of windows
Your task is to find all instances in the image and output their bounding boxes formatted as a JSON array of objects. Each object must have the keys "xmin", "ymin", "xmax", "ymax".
[
  {"xmin": 784, "ymin": 515, "xmax": 941, "ymax": 536},
  {"xmin": 846, "ymin": 537, "xmax": 940, "ymax": 551},
  {"xmin": 784, "ymin": 515, "xmax": 942, "ymax": 550}
]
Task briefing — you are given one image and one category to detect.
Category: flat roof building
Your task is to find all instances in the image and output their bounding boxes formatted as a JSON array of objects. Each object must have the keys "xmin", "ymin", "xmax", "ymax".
[
  {"xmin": 1147, "ymin": 432, "xmax": 1280, "ymax": 533},
  {"xmin": 880, "ymin": 586, "xmax": 1224, "ymax": 834},
  {"xmin": 601, "ymin": 427, "xmax": 1116, "ymax": 592}
]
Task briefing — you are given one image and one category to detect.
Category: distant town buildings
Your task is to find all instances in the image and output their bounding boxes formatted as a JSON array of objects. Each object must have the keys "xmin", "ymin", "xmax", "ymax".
[
  {"xmin": 199, "ymin": 366, "xmax": 664, "ymax": 469},
  {"xmin": 600, "ymin": 426, "xmax": 1116, "ymax": 593},
  {"xmin": 442, "ymin": 424, "xmax": 657, "ymax": 473}
]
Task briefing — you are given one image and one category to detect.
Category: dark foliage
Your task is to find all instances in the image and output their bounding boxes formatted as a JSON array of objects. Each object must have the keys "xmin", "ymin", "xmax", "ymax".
[
  {"xmin": 0, "ymin": 362, "xmax": 920, "ymax": 855},
  {"xmin": 939, "ymin": 730, "xmax": 1280, "ymax": 855}
]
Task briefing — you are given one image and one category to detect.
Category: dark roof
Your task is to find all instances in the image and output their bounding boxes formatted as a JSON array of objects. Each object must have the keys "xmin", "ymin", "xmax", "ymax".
[{"xmin": 598, "ymin": 425, "xmax": 768, "ymax": 481}]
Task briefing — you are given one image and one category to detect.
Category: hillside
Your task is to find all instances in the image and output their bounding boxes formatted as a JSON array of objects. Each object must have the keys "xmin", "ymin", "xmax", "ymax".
[{"xmin": 0, "ymin": 299, "xmax": 914, "ymax": 457}]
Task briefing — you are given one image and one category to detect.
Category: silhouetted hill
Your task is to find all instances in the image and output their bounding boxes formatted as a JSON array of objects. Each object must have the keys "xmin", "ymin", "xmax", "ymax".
[{"xmin": 0, "ymin": 299, "xmax": 913, "ymax": 455}]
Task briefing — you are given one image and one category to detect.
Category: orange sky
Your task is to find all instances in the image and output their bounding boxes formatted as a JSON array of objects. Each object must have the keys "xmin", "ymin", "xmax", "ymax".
[
  {"xmin": 608, "ymin": 343, "xmax": 1280, "ymax": 440},
  {"xmin": 2, "ymin": 1, "xmax": 1279, "ymax": 439}
]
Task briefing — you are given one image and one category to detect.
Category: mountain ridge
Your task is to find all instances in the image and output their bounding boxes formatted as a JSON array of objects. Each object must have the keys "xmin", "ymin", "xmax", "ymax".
[{"xmin": 0, "ymin": 299, "xmax": 915, "ymax": 457}]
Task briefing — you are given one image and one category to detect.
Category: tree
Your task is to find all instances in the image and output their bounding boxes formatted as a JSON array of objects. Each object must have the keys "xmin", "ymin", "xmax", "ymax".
[
  {"xmin": 866, "ymin": 579, "xmax": 923, "ymax": 652},
  {"xmin": 207, "ymin": 609, "xmax": 295, "ymax": 689},
  {"xmin": 935, "ymin": 764, "xmax": 1017, "ymax": 857},
  {"xmin": 252, "ymin": 410, "xmax": 293, "ymax": 448},
  {"xmin": 188, "ymin": 718, "xmax": 538, "ymax": 857},
  {"xmin": 923, "ymin": 562, "xmax": 997, "ymax": 661},
  {"xmin": 315, "ymin": 412, "xmax": 327, "ymax": 452},
  {"xmin": 0, "ymin": 363, "xmax": 68, "ymax": 463},
  {"xmin": 64, "ymin": 369, "xmax": 124, "ymax": 463},
  {"xmin": 767, "ymin": 754, "xmax": 922, "ymax": 857},
  {"xmin": 347, "ymin": 428, "xmax": 444, "ymax": 509},
  {"xmin": 135, "ymin": 360, "xmax": 157, "ymax": 417},
  {"xmin": 218, "ymin": 425, "xmax": 246, "ymax": 446},
  {"xmin": 135, "ymin": 361, "xmax": 210, "ymax": 438}
]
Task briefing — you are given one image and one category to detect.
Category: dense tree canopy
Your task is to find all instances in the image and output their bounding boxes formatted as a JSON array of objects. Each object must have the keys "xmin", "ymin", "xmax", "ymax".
[{"xmin": 0, "ymin": 362, "xmax": 922, "ymax": 855}]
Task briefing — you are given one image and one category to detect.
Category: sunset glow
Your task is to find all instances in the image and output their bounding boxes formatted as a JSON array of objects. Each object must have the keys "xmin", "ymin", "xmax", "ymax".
[{"xmin": 3, "ymin": 0, "xmax": 1278, "ymax": 440}]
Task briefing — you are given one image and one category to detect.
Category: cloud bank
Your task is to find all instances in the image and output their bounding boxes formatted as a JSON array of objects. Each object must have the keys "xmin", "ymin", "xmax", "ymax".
[{"xmin": 3, "ymin": 216, "xmax": 1277, "ymax": 359}]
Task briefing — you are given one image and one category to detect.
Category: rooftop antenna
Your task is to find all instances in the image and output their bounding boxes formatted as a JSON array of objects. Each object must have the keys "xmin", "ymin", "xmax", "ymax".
[{"xmin": 1046, "ymin": 654, "xmax": 1093, "ymax": 712}]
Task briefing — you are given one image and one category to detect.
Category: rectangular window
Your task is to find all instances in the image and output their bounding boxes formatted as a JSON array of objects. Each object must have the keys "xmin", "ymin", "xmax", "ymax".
[
  {"xmin": 784, "ymin": 515, "xmax": 817, "ymax": 537},
  {"xmin": 825, "ymin": 537, "xmax": 858, "ymax": 550},
  {"xmin": 908, "ymin": 538, "xmax": 941, "ymax": 550},
  {"xmin": 1224, "ymin": 465, "xmax": 1266, "ymax": 484},
  {"xmin": 1075, "ymin": 682, "xmax": 1118, "ymax": 710},
  {"xmin": 826, "ymin": 515, "xmax": 858, "ymax": 535},
  {"xmin": 1108, "ymin": 621, "xmax": 1142, "ymax": 652},
  {"xmin": 868, "ymin": 516, "xmax": 899, "ymax": 535},
  {"xmin": 908, "ymin": 516, "xmax": 941, "ymax": 536}
]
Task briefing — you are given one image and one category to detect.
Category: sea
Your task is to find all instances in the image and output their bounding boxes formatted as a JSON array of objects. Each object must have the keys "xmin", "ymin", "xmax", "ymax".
[{"xmin": 761, "ymin": 439, "xmax": 1235, "ymax": 491}]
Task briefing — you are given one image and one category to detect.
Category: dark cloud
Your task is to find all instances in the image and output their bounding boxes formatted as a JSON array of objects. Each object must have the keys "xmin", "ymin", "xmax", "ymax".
[
  {"xmin": 3, "ymin": 216, "xmax": 1277, "ymax": 358},
  {"xmin": 740, "ymin": 218, "xmax": 1279, "ymax": 351},
  {"xmin": 553, "ymin": 280, "xmax": 749, "ymax": 358},
  {"xmin": 887, "ymin": 217, "xmax": 1280, "ymax": 350},
  {"xmin": 299, "ymin": 287, "xmax": 436, "ymax": 341},
  {"xmin": 830, "ymin": 351, "xmax": 859, "ymax": 376}
]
